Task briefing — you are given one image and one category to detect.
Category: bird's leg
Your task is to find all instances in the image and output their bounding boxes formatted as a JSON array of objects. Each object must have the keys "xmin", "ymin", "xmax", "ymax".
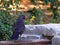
[
  {"xmin": 19, "ymin": 34, "xmax": 21, "ymax": 41},
  {"xmin": 20, "ymin": 35, "xmax": 21, "ymax": 40}
]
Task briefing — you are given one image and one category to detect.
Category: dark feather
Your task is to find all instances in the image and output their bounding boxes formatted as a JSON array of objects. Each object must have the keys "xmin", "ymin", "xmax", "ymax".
[{"xmin": 12, "ymin": 15, "xmax": 25, "ymax": 35}]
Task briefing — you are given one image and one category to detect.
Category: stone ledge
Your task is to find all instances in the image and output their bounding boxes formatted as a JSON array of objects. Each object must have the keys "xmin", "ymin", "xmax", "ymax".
[{"xmin": 0, "ymin": 39, "xmax": 51, "ymax": 45}]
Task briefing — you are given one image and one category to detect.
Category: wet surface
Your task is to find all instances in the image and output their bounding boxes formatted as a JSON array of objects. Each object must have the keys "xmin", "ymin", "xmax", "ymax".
[
  {"xmin": 18, "ymin": 34, "xmax": 44, "ymax": 42},
  {"xmin": 0, "ymin": 34, "xmax": 51, "ymax": 45}
]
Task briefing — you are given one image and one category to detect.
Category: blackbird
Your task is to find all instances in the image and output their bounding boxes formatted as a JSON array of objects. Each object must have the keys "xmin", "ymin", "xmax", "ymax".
[{"xmin": 10, "ymin": 15, "xmax": 25, "ymax": 40}]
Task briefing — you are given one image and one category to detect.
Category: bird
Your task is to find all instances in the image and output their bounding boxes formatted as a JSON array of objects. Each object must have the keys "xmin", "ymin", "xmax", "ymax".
[{"xmin": 10, "ymin": 15, "xmax": 25, "ymax": 40}]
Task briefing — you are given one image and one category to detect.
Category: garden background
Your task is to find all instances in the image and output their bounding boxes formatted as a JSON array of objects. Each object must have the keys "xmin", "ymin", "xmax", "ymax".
[{"xmin": 0, "ymin": 0, "xmax": 60, "ymax": 40}]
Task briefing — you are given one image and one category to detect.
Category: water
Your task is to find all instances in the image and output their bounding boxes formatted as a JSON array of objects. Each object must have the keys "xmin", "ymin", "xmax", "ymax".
[{"xmin": 17, "ymin": 34, "xmax": 44, "ymax": 41}]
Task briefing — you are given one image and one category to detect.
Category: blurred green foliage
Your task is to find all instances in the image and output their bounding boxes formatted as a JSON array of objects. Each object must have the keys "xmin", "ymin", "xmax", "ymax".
[
  {"xmin": 0, "ymin": 10, "xmax": 18, "ymax": 40},
  {"xmin": 43, "ymin": 0, "xmax": 60, "ymax": 22},
  {"xmin": 30, "ymin": 0, "xmax": 60, "ymax": 23},
  {"xmin": 0, "ymin": 0, "xmax": 19, "ymax": 40}
]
